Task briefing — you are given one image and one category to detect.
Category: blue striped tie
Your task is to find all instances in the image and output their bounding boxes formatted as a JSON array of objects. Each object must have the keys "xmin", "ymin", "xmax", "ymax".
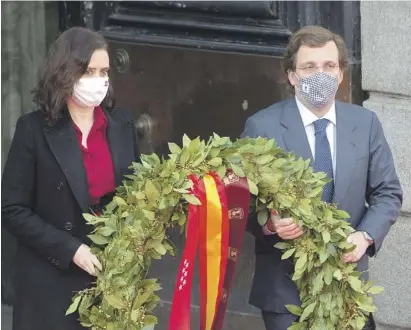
[{"xmin": 313, "ymin": 119, "xmax": 334, "ymax": 203}]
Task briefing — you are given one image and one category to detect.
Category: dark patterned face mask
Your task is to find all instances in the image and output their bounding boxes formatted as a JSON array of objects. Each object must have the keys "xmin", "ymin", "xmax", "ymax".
[{"xmin": 296, "ymin": 72, "xmax": 339, "ymax": 108}]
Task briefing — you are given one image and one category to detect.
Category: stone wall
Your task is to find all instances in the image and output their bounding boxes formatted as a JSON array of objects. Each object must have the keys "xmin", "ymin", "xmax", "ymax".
[{"xmin": 361, "ymin": 2, "xmax": 411, "ymax": 330}]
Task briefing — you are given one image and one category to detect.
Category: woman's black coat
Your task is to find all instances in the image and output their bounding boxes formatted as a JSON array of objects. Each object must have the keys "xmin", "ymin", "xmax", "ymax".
[{"xmin": 1, "ymin": 107, "xmax": 139, "ymax": 330}]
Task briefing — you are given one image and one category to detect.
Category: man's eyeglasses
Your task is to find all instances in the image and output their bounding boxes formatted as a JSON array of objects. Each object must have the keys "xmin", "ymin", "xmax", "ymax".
[{"xmin": 296, "ymin": 63, "xmax": 340, "ymax": 75}]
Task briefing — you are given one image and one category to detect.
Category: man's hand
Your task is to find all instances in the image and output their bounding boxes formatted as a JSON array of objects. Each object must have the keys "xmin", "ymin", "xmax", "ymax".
[
  {"xmin": 343, "ymin": 232, "xmax": 372, "ymax": 263},
  {"xmin": 72, "ymin": 244, "xmax": 102, "ymax": 276},
  {"xmin": 267, "ymin": 210, "xmax": 304, "ymax": 240}
]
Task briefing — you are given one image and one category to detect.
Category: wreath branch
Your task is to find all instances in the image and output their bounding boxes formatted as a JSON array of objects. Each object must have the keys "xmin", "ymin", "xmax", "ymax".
[{"xmin": 67, "ymin": 134, "xmax": 382, "ymax": 330}]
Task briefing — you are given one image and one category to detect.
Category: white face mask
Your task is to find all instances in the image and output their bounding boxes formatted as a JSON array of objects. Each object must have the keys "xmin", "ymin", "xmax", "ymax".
[{"xmin": 72, "ymin": 77, "xmax": 109, "ymax": 107}]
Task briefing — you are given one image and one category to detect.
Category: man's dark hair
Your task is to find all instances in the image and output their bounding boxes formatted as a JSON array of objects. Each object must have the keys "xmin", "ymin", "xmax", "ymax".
[{"xmin": 282, "ymin": 25, "xmax": 349, "ymax": 74}]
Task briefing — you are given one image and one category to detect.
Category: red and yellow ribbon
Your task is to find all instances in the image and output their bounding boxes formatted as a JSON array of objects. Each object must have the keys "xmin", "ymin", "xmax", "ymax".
[
  {"xmin": 169, "ymin": 171, "xmax": 250, "ymax": 330},
  {"xmin": 199, "ymin": 173, "xmax": 229, "ymax": 330}
]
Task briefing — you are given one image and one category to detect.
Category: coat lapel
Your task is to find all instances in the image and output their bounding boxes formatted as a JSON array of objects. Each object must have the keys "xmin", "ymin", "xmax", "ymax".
[
  {"xmin": 104, "ymin": 108, "xmax": 135, "ymax": 187},
  {"xmin": 333, "ymin": 102, "xmax": 357, "ymax": 204},
  {"xmin": 280, "ymin": 99, "xmax": 314, "ymax": 166},
  {"xmin": 42, "ymin": 119, "xmax": 90, "ymax": 212}
]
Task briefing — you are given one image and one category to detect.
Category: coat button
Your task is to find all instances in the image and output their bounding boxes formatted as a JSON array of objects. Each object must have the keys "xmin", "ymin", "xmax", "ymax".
[
  {"xmin": 64, "ymin": 222, "xmax": 73, "ymax": 231},
  {"xmin": 57, "ymin": 182, "xmax": 64, "ymax": 190}
]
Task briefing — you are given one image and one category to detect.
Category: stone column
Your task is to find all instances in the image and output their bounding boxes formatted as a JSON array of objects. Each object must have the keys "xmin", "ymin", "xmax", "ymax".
[{"xmin": 361, "ymin": 2, "xmax": 411, "ymax": 330}]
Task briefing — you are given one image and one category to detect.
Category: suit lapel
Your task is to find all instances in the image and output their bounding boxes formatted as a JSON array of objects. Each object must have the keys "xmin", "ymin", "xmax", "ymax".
[
  {"xmin": 42, "ymin": 119, "xmax": 90, "ymax": 212},
  {"xmin": 333, "ymin": 102, "xmax": 357, "ymax": 204},
  {"xmin": 281, "ymin": 99, "xmax": 314, "ymax": 166}
]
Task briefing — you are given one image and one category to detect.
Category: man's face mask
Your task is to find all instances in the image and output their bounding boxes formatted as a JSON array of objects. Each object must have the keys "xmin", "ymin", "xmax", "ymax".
[
  {"xmin": 72, "ymin": 77, "xmax": 109, "ymax": 107},
  {"xmin": 295, "ymin": 71, "xmax": 339, "ymax": 108}
]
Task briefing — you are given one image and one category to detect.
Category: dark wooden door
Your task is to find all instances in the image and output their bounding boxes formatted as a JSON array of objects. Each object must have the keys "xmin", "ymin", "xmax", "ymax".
[{"xmin": 3, "ymin": 2, "xmax": 362, "ymax": 328}]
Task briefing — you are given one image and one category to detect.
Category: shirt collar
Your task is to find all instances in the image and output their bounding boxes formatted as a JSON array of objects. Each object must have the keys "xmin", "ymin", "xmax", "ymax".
[
  {"xmin": 295, "ymin": 96, "xmax": 336, "ymax": 127},
  {"xmin": 93, "ymin": 106, "xmax": 108, "ymax": 130},
  {"xmin": 72, "ymin": 106, "xmax": 107, "ymax": 134}
]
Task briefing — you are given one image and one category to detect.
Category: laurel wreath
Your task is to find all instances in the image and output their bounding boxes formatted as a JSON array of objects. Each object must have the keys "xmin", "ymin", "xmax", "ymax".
[{"xmin": 66, "ymin": 134, "xmax": 383, "ymax": 330}]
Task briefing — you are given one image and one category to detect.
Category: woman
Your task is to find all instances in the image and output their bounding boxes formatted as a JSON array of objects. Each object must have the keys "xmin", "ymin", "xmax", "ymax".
[{"xmin": 1, "ymin": 27, "xmax": 139, "ymax": 330}]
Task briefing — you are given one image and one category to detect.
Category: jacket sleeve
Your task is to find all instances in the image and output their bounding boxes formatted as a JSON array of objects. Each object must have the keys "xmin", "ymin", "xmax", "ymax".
[
  {"xmin": 357, "ymin": 112, "xmax": 403, "ymax": 256},
  {"xmin": 1, "ymin": 115, "xmax": 82, "ymax": 270},
  {"xmin": 241, "ymin": 117, "xmax": 282, "ymax": 246}
]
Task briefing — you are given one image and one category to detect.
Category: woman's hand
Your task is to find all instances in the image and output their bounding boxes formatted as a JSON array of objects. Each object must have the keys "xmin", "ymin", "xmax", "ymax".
[{"xmin": 72, "ymin": 244, "xmax": 102, "ymax": 276}]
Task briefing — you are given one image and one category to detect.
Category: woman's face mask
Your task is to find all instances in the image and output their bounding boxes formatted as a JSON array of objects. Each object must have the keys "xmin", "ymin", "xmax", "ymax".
[{"xmin": 72, "ymin": 77, "xmax": 109, "ymax": 107}]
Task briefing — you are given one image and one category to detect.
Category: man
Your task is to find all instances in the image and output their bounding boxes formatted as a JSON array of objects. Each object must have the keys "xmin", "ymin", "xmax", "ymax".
[{"xmin": 241, "ymin": 26, "xmax": 403, "ymax": 330}]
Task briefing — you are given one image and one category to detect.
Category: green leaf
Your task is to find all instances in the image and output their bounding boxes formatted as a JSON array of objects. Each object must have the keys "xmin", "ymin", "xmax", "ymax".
[
  {"xmin": 231, "ymin": 164, "xmax": 245, "ymax": 177},
  {"xmin": 295, "ymin": 252, "xmax": 308, "ymax": 273},
  {"xmin": 285, "ymin": 304, "xmax": 302, "ymax": 316},
  {"xmin": 113, "ymin": 196, "xmax": 126, "ymax": 206},
  {"xmin": 153, "ymin": 242, "xmax": 167, "ymax": 255},
  {"xmin": 324, "ymin": 265, "xmax": 333, "ymax": 285},
  {"xmin": 288, "ymin": 323, "xmax": 307, "ymax": 330},
  {"xmin": 173, "ymin": 188, "xmax": 190, "ymax": 194},
  {"xmin": 105, "ymin": 294, "xmax": 125, "ymax": 309},
  {"xmin": 143, "ymin": 210, "xmax": 156, "ymax": 220},
  {"xmin": 335, "ymin": 209, "xmax": 350, "ymax": 219},
  {"xmin": 312, "ymin": 271, "xmax": 324, "ymax": 295},
  {"xmin": 188, "ymin": 138, "xmax": 201, "ymax": 154},
  {"xmin": 143, "ymin": 315, "xmax": 158, "ymax": 326},
  {"xmin": 255, "ymin": 154, "xmax": 274, "ymax": 165},
  {"xmin": 322, "ymin": 231, "xmax": 331, "ymax": 244},
  {"xmin": 182, "ymin": 134, "xmax": 191, "ymax": 147},
  {"xmin": 319, "ymin": 245, "xmax": 329, "ymax": 264},
  {"xmin": 367, "ymin": 286, "xmax": 384, "ymax": 294},
  {"xmin": 247, "ymin": 179, "xmax": 258, "ymax": 195},
  {"xmin": 208, "ymin": 157, "xmax": 223, "ymax": 167},
  {"xmin": 179, "ymin": 148, "xmax": 190, "ymax": 167},
  {"xmin": 281, "ymin": 248, "xmax": 296, "ymax": 260},
  {"xmin": 168, "ymin": 142, "xmax": 182, "ymax": 154},
  {"xmin": 66, "ymin": 295, "xmax": 82, "ymax": 315},
  {"xmin": 88, "ymin": 234, "xmax": 109, "ymax": 245},
  {"xmin": 257, "ymin": 209, "xmax": 269, "ymax": 226},
  {"xmin": 141, "ymin": 325, "xmax": 155, "ymax": 330},
  {"xmin": 300, "ymin": 302, "xmax": 316, "ymax": 322},
  {"xmin": 183, "ymin": 194, "xmax": 201, "ymax": 205},
  {"xmin": 348, "ymin": 276, "xmax": 364, "ymax": 293},
  {"xmin": 145, "ymin": 180, "xmax": 160, "ymax": 204},
  {"xmin": 274, "ymin": 242, "xmax": 290, "ymax": 250},
  {"xmin": 358, "ymin": 302, "xmax": 377, "ymax": 313},
  {"xmin": 106, "ymin": 322, "xmax": 117, "ymax": 330},
  {"xmin": 276, "ymin": 193, "xmax": 293, "ymax": 208},
  {"xmin": 333, "ymin": 269, "xmax": 342, "ymax": 281},
  {"xmin": 216, "ymin": 165, "xmax": 227, "ymax": 179},
  {"xmin": 98, "ymin": 226, "xmax": 116, "ymax": 237},
  {"xmin": 334, "ymin": 227, "xmax": 347, "ymax": 237},
  {"xmin": 83, "ymin": 213, "xmax": 105, "ymax": 224},
  {"xmin": 133, "ymin": 191, "xmax": 146, "ymax": 199}
]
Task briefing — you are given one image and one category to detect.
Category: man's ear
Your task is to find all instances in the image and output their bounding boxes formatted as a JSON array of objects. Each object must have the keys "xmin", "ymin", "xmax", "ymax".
[
  {"xmin": 337, "ymin": 69, "xmax": 344, "ymax": 85},
  {"xmin": 288, "ymin": 70, "xmax": 298, "ymax": 87}
]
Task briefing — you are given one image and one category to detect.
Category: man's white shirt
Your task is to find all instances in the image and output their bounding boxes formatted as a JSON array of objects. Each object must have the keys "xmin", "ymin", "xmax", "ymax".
[{"xmin": 295, "ymin": 96, "xmax": 337, "ymax": 175}]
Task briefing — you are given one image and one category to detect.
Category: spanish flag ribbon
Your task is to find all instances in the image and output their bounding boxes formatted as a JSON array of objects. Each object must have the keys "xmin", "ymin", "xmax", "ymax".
[{"xmin": 169, "ymin": 171, "xmax": 250, "ymax": 330}]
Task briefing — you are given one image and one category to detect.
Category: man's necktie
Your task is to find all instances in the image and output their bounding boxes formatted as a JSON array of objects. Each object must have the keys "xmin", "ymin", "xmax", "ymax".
[{"xmin": 313, "ymin": 119, "xmax": 334, "ymax": 203}]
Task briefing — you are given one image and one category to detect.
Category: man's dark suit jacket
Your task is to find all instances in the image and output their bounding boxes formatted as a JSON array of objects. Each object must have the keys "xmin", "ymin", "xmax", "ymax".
[{"xmin": 241, "ymin": 98, "xmax": 403, "ymax": 313}]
